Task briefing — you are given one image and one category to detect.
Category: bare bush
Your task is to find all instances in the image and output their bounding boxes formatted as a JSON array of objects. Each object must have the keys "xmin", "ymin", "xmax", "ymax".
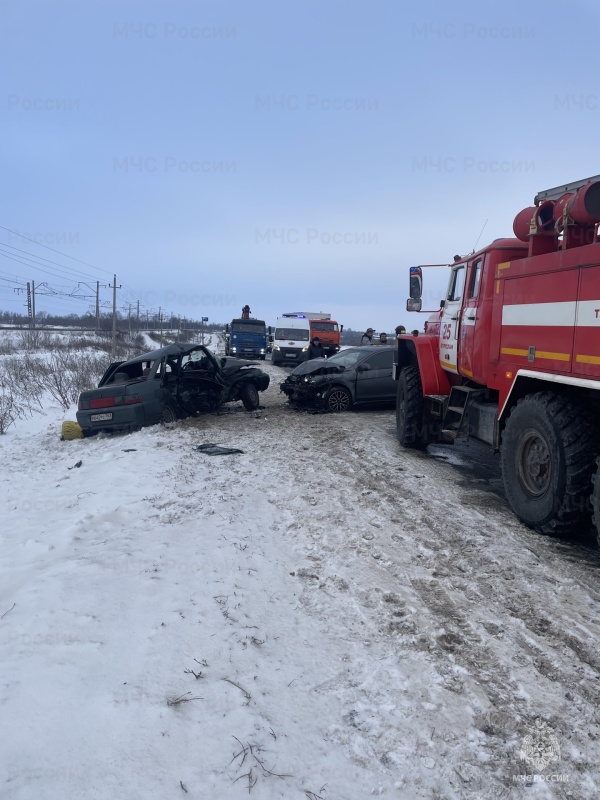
[
  {"xmin": 44, "ymin": 351, "xmax": 109, "ymax": 409},
  {"xmin": 0, "ymin": 354, "xmax": 47, "ymax": 412},
  {"xmin": 17, "ymin": 330, "xmax": 57, "ymax": 351},
  {"xmin": 0, "ymin": 339, "xmax": 16, "ymax": 355},
  {"xmin": 0, "ymin": 387, "xmax": 22, "ymax": 434}
]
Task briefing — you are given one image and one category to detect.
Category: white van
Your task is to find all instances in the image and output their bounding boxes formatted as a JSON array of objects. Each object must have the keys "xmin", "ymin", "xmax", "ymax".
[{"xmin": 271, "ymin": 314, "xmax": 311, "ymax": 365}]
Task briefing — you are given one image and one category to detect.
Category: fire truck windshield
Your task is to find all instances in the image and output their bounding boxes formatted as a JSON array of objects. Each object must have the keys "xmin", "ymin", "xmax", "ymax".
[{"xmin": 311, "ymin": 321, "xmax": 338, "ymax": 332}]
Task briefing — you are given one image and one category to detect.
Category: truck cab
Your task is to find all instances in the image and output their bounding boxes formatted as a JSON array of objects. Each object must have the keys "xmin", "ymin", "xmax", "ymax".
[{"xmin": 225, "ymin": 318, "xmax": 268, "ymax": 360}]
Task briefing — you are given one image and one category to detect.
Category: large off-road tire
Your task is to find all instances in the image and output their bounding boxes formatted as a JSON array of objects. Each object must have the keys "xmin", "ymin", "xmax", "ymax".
[
  {"xmin": 396, "ymin": 366, "xmax": 427, "ymax": 449},
  {"xmin": 501, "ymin": 393, "xmax": 599, "ymax": 536},
  {"xmin": 324, "ymin": 386, "xmax": 352, "ymax": 412},
  {"xmin": 590, "ymin": 460, "xmax": 600, "ymax": 546},
  {"xmin": 160, "ymin": 403, "xmax": 178, "ymax": 425},
  {"xmin": 240, "ymin": 382, "xmax": 260, "ymax": 411}
]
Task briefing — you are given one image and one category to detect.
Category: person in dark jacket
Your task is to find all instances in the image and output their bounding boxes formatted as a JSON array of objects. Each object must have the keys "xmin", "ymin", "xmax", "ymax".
[{"xmin": 307, "ymin": 337, "xmax": 324, "ymax": 360}]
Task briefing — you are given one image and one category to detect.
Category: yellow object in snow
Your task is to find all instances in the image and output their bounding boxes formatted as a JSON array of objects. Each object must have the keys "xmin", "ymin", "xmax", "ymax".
[{"xmin": 61, "ymin": 421, "xmax": 84, "ymax": 440}]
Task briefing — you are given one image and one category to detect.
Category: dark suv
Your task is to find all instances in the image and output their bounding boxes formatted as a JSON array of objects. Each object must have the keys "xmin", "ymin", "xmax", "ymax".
[
  {"xmin": 280, "ymin": 346, "xmax": 397, "ymax": 412},
  {"xmin": 77, "ymin": 343, "xmax": 270, "ymax": 435}
]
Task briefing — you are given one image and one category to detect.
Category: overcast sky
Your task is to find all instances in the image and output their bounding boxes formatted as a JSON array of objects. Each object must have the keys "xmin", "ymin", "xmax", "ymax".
[{"xmin": 2, "ymin": 0, "xmax": 599, "ymax": 332}]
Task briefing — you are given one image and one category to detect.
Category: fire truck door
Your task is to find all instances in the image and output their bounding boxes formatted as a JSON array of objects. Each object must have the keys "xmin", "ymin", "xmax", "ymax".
[
  {"xmin": 458, "ymin": 258, "xmax": 482, "ymax": 378},
  {"xmin": 439, "ymin": 263, "xmax": 466, "ymax": 374}
]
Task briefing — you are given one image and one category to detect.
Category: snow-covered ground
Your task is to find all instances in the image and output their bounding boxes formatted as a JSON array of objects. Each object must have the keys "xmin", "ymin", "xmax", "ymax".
[{"xmin": 2, "ymin": 355, "xmax": 600, "ymax": 799}]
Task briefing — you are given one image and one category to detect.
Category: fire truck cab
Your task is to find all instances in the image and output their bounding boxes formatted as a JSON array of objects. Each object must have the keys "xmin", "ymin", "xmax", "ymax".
[{"xmin": 396, "ymin": 174, "xmax": 600, "ymax": 541}]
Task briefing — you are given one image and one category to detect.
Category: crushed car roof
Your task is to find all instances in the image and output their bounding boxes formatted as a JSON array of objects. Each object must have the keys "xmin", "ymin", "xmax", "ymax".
[{"xmin": 121, "ymin": 342, "xmax": 200, "ymax": 365}]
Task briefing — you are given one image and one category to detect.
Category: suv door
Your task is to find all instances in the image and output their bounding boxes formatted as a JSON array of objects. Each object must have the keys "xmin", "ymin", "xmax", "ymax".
[{"xmin": 354, "ymin": 350, "xmax": 395, "ymax": 402}]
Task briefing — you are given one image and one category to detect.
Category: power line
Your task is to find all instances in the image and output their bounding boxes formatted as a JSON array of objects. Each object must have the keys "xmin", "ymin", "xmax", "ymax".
[
  {"xmin": 0, "ymin": 224, "xmax": 113, "ymax": 277},
  {"xmin": 0, "ymin": 226, "xmax": 155, "ymax": 313},
  {"xmin": 0, "ymin": 246, "xmax": 102, "ymax": 284},
  {"xmin": 0, "ymin": 242, "xmax": 100, "ymax": 282}
]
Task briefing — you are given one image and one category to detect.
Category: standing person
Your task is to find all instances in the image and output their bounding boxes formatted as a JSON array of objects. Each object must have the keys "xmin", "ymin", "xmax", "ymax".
[
  {"xmin": 307, "ymin": 336, "xmax": 324, "ymax": 360},
  {"xmin": 395, "ymin": 325, "xmax": 406, "ymax": 340},
  {"xmin": 377, "ymin": 332, "xmax": 389, "ymax": 345},
  {"xmin": 360, "ymin": 328, "xmax": 375, "ymax": 346}
]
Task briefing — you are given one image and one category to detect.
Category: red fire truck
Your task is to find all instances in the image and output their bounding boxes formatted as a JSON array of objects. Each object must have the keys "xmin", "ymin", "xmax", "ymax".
[{"xmin": 396, "ymin": 174, "xmax": 600, "ymax": 540}]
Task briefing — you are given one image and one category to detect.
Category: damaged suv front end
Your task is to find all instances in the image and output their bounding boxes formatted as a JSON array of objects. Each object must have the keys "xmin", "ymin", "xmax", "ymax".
[
  {"xmin": 280, "ymin": 346, "xmax": 397, "ymax": 413},
  {"xmin": 280, "ymin": 357, "xmax": 346, "ymax": 408}
]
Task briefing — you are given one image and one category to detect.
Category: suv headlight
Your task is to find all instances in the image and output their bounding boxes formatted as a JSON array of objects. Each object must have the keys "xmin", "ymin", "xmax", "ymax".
[
  {"xmin": 302, "ymin": 345, "xmax": 309, "ymax": 351},
  {"xmin": 273, "ymin": 344, "xmax": 280, "ymax": 351}
]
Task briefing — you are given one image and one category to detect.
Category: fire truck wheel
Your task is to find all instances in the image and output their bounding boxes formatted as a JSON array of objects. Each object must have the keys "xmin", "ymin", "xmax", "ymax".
[
  {"xmin": 240, "ymin": 382, "xmax": 260, "ymax": 410},
  {"xmin": 591, "ymin": 460, "xmax": 600, "ymax": 546},
  {"xmin": 396, "ymin": 366, "xmax": 427, "ymax": 449},
  {"xmin": 501, "ymin": 393, "xmax": 598, "ymax": 536},
  {"xmin": 324, "ymin": 386, "xmax": 352, "ymax": 412}
]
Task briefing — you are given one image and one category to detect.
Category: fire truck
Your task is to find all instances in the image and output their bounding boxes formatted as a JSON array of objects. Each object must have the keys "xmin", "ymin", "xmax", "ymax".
[{"xmin": 396, "ymin": 174, "xmax": 600, "ymax": 540}]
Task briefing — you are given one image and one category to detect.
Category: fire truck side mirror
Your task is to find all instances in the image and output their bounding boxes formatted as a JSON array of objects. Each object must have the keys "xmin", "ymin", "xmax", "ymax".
[
  {"xmin": 406, "ymin": 298, "xmax": 422, "ymax": 312},
  {"xmin": 409, "ymin": 266, "xmax": 423, "ymax": 299},
  {"xmin": 340, "ymin": 324, "xmax": 344, "ymax": 333},
  {"xmin": 440, "ymin": 300, "xmax": 445, "ymax": 308}
]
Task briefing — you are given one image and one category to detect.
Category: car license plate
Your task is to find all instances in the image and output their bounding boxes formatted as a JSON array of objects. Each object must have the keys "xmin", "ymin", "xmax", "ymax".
[
  {"xmin": 285, "ymin": 353, "xmax": 296, "ymax": 358},
  {"xmin": 91, "ymin": 413, "xmax": 113, "ymax": 421}
]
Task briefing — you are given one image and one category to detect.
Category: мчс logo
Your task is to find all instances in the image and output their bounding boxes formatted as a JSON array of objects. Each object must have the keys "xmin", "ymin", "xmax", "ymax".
[{"xmin": 520, "ymin": 718, "xmax": 560, "ymax": 771}]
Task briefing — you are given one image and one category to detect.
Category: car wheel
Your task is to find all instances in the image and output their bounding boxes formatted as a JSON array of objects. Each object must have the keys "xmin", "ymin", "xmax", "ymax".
[
  {"xmin": 501, "ymin": 393, "xmax": 599, "ymax": 536},
  {"xmin": 240, "ymin": 382, "xmax": 260, "ymax": 410},
  {"xmin": 160, "ymin": 403, "xmax": 178, "ymax": 425},
  {"xmin": 325, "ymin": 386, "xmax": 352, "ymax": 412}
]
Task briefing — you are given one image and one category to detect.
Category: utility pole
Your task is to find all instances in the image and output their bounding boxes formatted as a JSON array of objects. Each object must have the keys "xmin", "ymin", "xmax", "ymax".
[
  {"xmin": 95, "ymin": 281, "xmax": 100, "ymax": 333},
  {"xmin": 109, "ymin": 274, "xmax": 121, "ymax": 358},
  {"xmin": 26, "ymin": 281, "xmax": 35, "ymax": 329},
  {"xmin": 159, "ymin": 306, "xmax": 163, "ymax": 346},
  {"xmin": 136, "ymin": 300, "xmax": 140, "ymax": 330},
  {"xmin": 128, "ymin": 304, "xmax": 132, "ymax": 334}
]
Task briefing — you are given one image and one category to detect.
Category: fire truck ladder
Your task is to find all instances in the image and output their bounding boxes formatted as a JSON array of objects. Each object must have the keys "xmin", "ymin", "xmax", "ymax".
[
  {"xmin": 441, "ymin": 385, "xmax": 485, "ymax": 442},
  {"xmin": 534, "ymin": 173, "xmax": 600, "ymax": 203}
]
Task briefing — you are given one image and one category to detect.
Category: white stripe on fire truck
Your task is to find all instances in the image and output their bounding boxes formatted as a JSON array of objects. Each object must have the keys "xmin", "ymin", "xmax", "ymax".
[
  {"xmin": 502, "ymin": 300, "xmax": 600, "ymax": 327},
  {"xmin": 502, "ymin": 301, "xmax": 576, "ymax": 327}
]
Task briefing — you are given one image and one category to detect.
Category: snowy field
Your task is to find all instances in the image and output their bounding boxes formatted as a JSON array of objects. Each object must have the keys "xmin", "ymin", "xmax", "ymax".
[{"xmin": 2, "ymin": 350, "xmax": 600, "ymax": 799}]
